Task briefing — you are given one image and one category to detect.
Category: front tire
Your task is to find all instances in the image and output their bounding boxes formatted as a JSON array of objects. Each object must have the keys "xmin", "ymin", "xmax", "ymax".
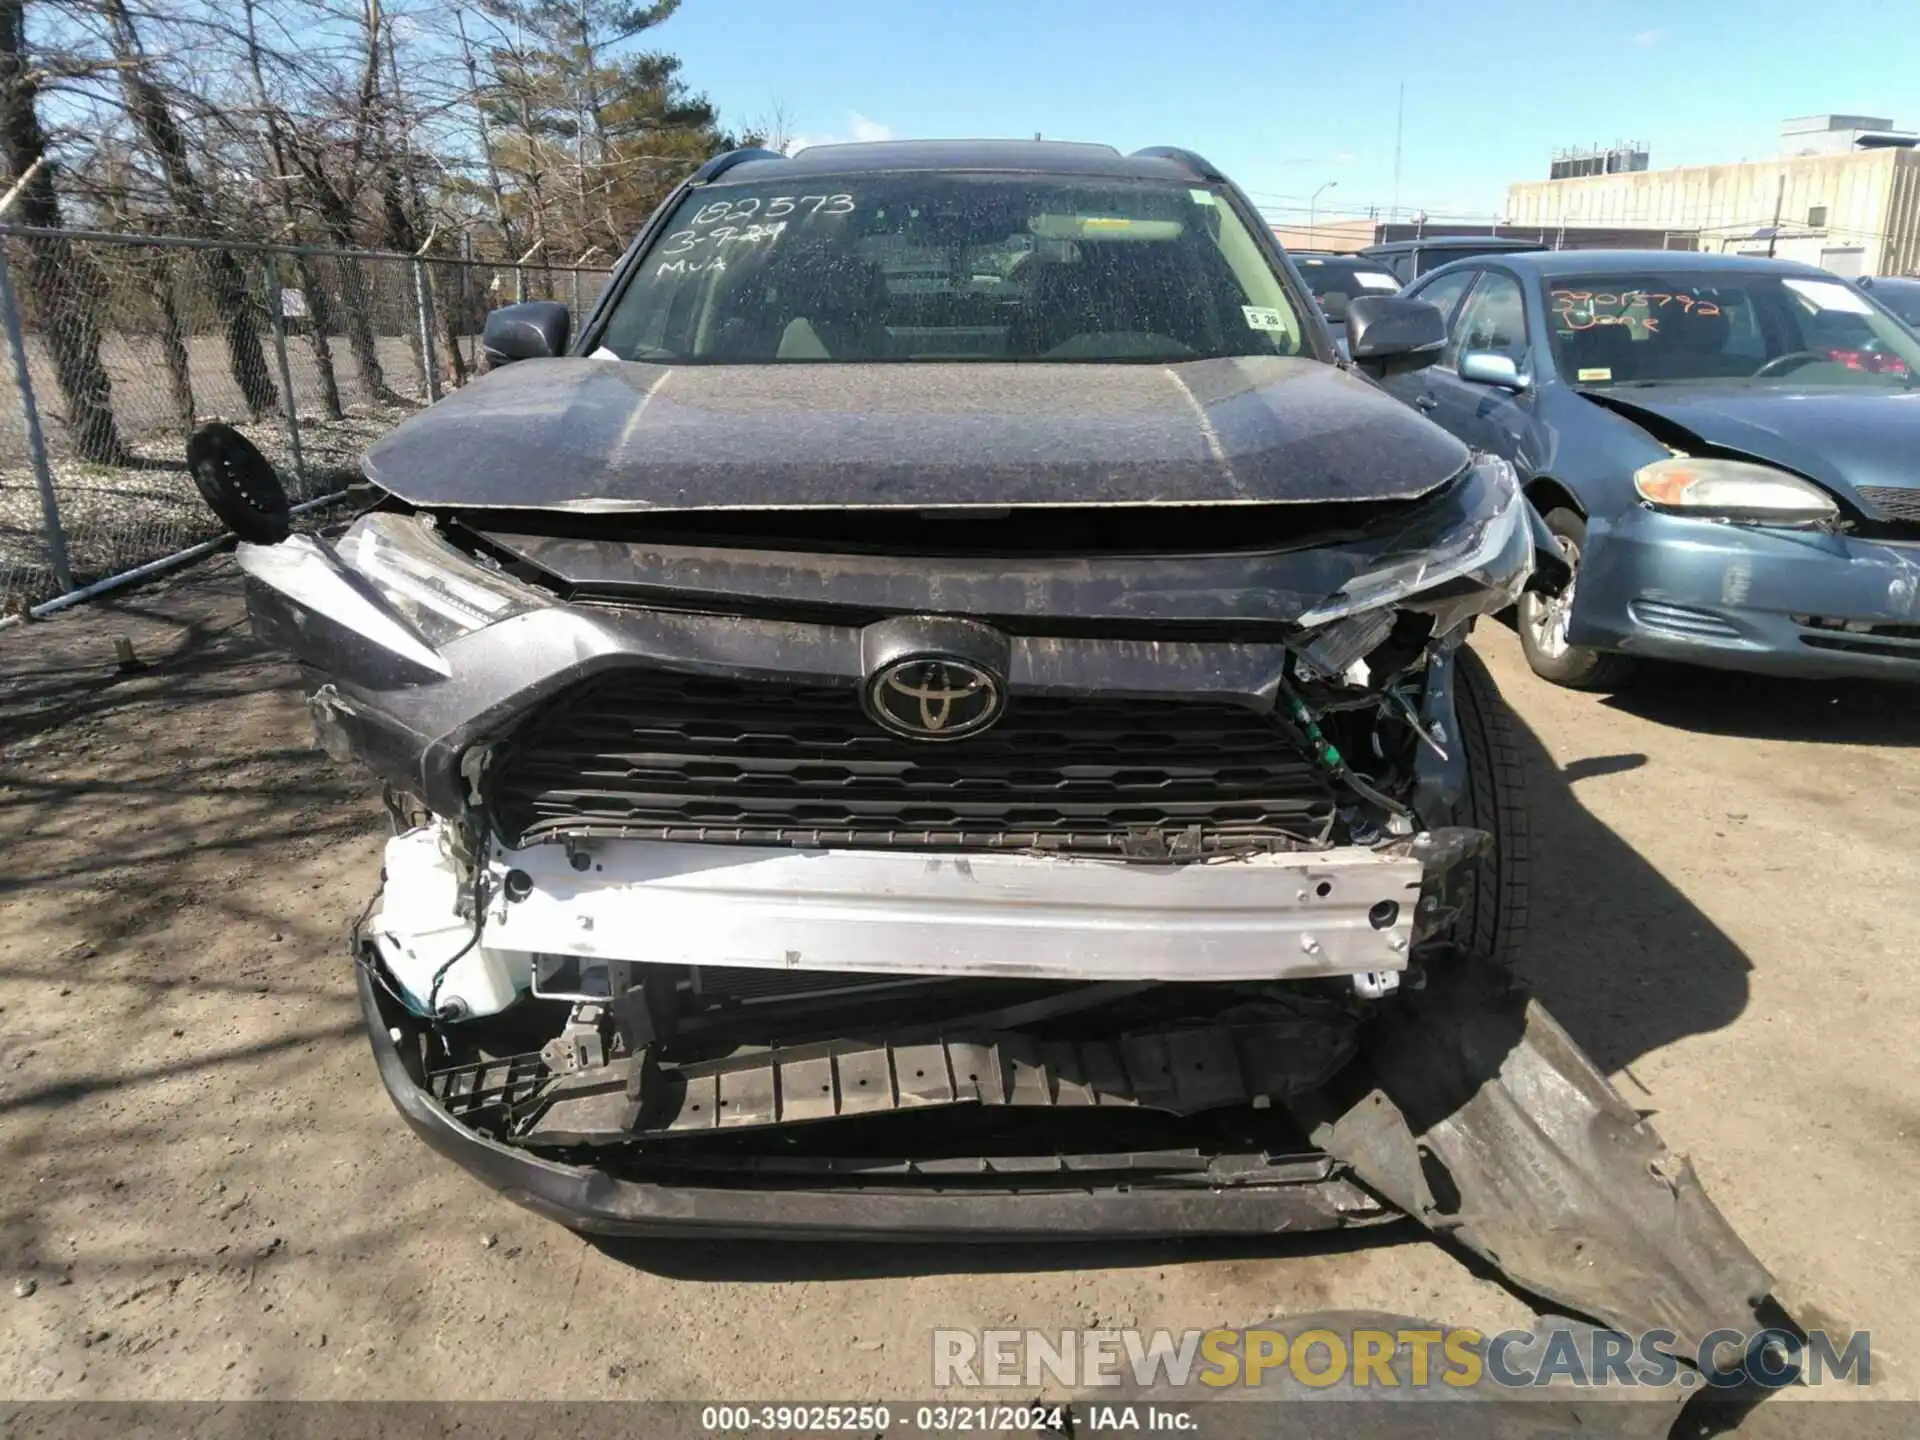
[
  {"xmin": 1516, "ymin": 507, "xmax": 1636, "ymax": 690},
  {"xmin": 1447, "ymin": 645, "xmax": 1529, "ymax": 967}
]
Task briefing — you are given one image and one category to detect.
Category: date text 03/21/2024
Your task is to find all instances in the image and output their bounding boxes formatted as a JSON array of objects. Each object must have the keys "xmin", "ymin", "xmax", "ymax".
[{"xmin": 700, "ymin": 1404, "xmax": 1128, "ymax": 1432}]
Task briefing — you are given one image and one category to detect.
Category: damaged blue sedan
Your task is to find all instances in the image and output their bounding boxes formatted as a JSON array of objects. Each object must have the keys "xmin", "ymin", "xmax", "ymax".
[{"xmin": 1386, "ymin": 249, "xmax": 1920, "ymax": 687}]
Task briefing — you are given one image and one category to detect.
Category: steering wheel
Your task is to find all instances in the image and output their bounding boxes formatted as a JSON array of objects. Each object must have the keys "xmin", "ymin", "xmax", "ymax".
[{"xmin": 1751, "ymin": 351, "xmax": 1826, "ymax": 378}]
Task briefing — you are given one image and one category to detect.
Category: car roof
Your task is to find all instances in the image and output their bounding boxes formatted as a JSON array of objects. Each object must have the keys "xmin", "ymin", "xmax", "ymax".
[
  {"xmin": 1361, "ymin": 236, "xmax": 1546, "ymax": 257},
  {"xmin": 1446, "ymin": 248, "xmax": 1837, "ymax": 280},
  {"xmin": 1860, "ymin": 274, "xmax": 1920, "ymax": 291},
  {"xmin": 714, "ymin": 140, "xmax": 1212, "ymax": 184},
  {"xmin": 1293, "ymin": 252, "xmax": 1393, "ymax": 265}
]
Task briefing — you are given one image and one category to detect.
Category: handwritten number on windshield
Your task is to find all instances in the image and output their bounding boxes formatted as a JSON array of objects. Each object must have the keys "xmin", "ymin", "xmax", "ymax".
[
  {"xmin": 692, "ymin": 194, "xmax": 855, "ymax": 226},
  {"xmin": 1551, "ymin": 288, "xmax": 1720, "ymax": 335}
]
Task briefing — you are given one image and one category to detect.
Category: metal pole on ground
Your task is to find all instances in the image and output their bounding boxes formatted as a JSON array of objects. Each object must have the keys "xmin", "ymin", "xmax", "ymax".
[
  {"xmin": 0, "ymin": 237, "xmax": 73, "ymax": 594},
  {"xmin": 261, "ymin": 252, "xmax": 308, "ymax": 495}
]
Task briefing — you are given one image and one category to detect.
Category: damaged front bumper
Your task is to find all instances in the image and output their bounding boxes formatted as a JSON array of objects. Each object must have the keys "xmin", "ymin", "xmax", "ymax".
[
  {"xmin": 358, "ymin": 959, "xmax": 1396, "ymax": 1241},
  {"xmin": 1574, "ymin": 506, "xmax": 1920, "ymax": 679},
  {"xmin": 357, "ymin": 942, "xmax": 1778, "ymax": 1377},
  {"xmin": 368, "ymin": 822, "xmax": 1466, "ymax": 1020}
]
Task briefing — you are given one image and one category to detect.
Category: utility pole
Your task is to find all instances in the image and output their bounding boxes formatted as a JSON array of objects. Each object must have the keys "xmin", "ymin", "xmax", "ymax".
[
  {"xmin": 1308, "ymin": 180, "xmax": 1338, "ymax": 245},
  {"xmin": 1390, "ymin": 82, "xmax": 1404, "ymax": 227},
  {"xmin": 1767, "ymin": 173, "xmax": 1785, "ymax": 257}
]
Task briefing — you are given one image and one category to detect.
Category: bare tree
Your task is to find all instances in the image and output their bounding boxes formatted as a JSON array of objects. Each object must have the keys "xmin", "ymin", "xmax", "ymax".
[
  {"xmin": 454, "ymin": 9, "xmax": 514, "ymax": 250},
  {"xmin": 239, "ymin": 0, "xmax": 341, "ymax": 418},
  {"xmin": 270, "ymin": 0, "xmax": 405, "ymax": 404},
  {"xmin": 0, "ymin": 0, "xmax": 127, "ymax": 462},
  {"xmin": 95, "ymin": 0, "xmax": 278, "ymax": 415},
  {"xmin": 752, "ymin": 94, "xmax": 794, "ymax": 155}
]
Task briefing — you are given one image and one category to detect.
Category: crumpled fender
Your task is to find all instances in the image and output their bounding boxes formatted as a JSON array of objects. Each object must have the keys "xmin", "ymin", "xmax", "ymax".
[
  {"xmin": 1524, "ymin": 500, "xmax": 1574, "ymax": 595},
  {"xmin": 1289, "ymin": 953, "xmax": 1775, "ymax": 1369}
]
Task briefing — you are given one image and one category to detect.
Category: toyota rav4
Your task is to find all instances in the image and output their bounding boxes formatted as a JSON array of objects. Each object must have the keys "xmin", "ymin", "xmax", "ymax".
[{"xmin": 202, "ymin": 140, "xmax": 1780, "ymax": 1365}]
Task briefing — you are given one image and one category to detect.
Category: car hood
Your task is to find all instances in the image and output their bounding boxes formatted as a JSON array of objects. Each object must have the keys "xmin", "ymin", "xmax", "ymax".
[
  {"xmin": 1581, "ymin": 383, "xmax": 1920, "ymax": 498},
  {"xmin": 362, "ymin": 356, "xmax": 1468, "ymax": 512}
]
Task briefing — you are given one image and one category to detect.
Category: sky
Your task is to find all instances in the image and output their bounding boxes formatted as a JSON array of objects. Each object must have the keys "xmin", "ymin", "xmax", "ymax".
[{"xmin": 653, "ymin": 0, "xmax": 1919, "ymax": 224}]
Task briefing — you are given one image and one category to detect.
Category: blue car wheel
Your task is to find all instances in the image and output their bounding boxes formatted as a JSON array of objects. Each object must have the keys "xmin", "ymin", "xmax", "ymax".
[{"xmin": 1516, "ymin": 508, "xmax": 1636, "ymax": 690}]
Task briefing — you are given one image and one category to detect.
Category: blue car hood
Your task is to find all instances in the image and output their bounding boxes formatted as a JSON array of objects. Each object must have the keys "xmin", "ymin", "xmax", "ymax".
[{"xmin": 1585, "ymin": 384, "xmax": 1920, "ymax": 501}]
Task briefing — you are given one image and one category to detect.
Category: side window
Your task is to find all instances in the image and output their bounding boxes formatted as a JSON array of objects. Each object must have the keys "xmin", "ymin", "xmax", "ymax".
[
  {"xmin": 1409, "ymin": 268, "xmax": 1476, "ymax": 357},
  {"xmin": 1454, "ymin": 271, "xmax": 1528, "ymax": 363}
]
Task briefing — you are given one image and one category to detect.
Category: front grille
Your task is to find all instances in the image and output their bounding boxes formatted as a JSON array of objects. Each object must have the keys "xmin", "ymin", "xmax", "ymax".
[
  {"xmin": 1857, "ymin": 486, "xmax": 1920, "ymax": 526},
  {"xmin": 488, "ymin": 670, "xmax": 1335, "ymax": 854}
]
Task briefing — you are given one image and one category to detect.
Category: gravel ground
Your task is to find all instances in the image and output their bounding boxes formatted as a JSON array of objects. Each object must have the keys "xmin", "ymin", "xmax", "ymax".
[{"xmin": 0, "ymin": 563, "xmax": 1914, "ymax": 1427}]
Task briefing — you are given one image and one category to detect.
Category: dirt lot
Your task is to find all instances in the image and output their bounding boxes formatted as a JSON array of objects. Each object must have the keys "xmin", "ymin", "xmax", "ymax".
[{"xmin": 0, "ymin": 560, "xmax": 1914, "ymax": 1411}]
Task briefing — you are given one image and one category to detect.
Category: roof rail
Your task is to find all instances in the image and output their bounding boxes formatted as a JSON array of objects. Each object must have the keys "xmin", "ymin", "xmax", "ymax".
[
  {"xmin": 692, "ymin": 147, "xmax": 786, "ymax": 183},
  {"xmin": 1131, "ymin": 146, "xmax": 1225, "ymax": 182}
]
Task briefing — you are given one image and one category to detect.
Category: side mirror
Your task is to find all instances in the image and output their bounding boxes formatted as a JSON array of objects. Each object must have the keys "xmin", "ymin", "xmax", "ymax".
[
  {"xmin": 1458, "ymin": 350, "xmax": 1530, "ymax": 391},
  {"xmin": 1345, "ymin": 294, "xmax": 1446, "ymax": 377},
  {"xmin": 482, "ymin": 301, "xmax": 570, "ymax": 368}
]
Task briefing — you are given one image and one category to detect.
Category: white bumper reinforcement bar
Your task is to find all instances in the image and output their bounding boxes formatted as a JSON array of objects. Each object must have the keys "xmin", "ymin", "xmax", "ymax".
[{"xmin": 369, "ymin": 826, "xmax": 1426, "ymax": 1017}]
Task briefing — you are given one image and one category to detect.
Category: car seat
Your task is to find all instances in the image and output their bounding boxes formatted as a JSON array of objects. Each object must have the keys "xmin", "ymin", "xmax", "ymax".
[
  {"xmin": 702, "ymin": 242, "xmax": 888, "ymax": 361},
  {"xmin": 1645, "ymin": 305, "xmax": 1739, "ymax": 379},
  {"xmin": 1008, "ymin": 245, "xmax": 1210, "ymax": 357},
  {"xmin": 1560, "ymin": 324, "xmax": 1637, "ymax": 382},
  {"xmin": 770, "ymin": 248, "xmax": 892, "ymax": 360}
]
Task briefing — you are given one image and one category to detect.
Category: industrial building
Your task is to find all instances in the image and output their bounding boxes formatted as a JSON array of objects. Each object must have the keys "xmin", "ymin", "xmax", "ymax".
[{"xmin": 1504, "ymin": 117, "xmax": 1920, "ymax": 276}]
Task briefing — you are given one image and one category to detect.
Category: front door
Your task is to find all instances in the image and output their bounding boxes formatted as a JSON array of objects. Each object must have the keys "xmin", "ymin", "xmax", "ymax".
[{"xmin": 1437, "ymin": 269, "xmax": 1534, "ymax": 460}]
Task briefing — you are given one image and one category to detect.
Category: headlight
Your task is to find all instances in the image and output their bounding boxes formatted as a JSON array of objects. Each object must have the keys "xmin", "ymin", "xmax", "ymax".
[
  {"xmin": 1633, "ymin": 457, "xmax": 1837, "ymax": 523},
  {"xmin": 337, "ymin": 512, "xmax": 549, "ymax": 646},
  {"xmin": 1298, "ymin": 455, "xmax": 1531, "ymax": 626}
]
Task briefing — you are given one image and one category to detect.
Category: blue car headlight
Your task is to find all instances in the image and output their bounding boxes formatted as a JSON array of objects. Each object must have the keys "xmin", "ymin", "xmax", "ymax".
[{"xmin": 1634, "ymin": 457, "xmax": 1838, "ymax": 525}]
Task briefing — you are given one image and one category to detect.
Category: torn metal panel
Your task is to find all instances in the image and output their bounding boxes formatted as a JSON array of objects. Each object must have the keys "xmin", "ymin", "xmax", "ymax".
[{"xmin": 1292, "ymin": 954, "xmax": 1773, "ymax": 1366}]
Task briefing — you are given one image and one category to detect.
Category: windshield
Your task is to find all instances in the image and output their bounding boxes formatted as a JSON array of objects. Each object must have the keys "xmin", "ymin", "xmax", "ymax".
[
  {"xmin": 1294, "ymin": 257, "xmax": 1401, "ymax": 320},
  {"xmin": 1547, "ymin": 272, "xmax": 1920, "ymax": 388},
  {"xmin": 1867, "ymin": 280, "xmax": 1920, "ymax": 328},
  {"xmin": 595, "ymin": 174, "xmax": 1309, "ymax": 363}
]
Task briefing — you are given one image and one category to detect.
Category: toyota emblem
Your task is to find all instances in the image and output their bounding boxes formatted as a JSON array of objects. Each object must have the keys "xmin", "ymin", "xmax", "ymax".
[{"xmin": 865, "ymin": 656, "xmax": 1006, "ymax": 741}]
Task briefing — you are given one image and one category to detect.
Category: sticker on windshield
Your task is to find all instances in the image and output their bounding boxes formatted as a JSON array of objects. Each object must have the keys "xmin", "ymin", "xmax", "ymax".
[
  {"xmin": 1242, "ymin": 305, "xmax": 1289, "ymax": 331},
  {"xmin": 1783, "ymin": 277, "xmax": 1874, "ymax": 314},
  {"xmin": 1189, "ymin": 188, "xmax": 1216, "ymax": 206},
  {"xmin": 1355, "ymin": 272, "xmax": 1400, "ymax": 290},
  {"xmin": 1577, "ymin": 366, "xmax": 1612, "ymax": 382}
]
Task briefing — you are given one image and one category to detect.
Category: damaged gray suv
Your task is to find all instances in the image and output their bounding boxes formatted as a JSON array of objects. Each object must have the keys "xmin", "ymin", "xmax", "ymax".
[{"xmin": 212, "ymin": 140, "xmax": 1784, "ymax": 1368}]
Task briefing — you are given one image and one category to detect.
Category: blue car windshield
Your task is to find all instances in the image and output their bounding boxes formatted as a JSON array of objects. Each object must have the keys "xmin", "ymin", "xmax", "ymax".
[
  {"xmin": 1547, "ymin": 273, "xmax": 1920, "ymax": 388},
  {"xmin": 595, "ymin": 174, "xmax": 1310, "ymax": 363}
]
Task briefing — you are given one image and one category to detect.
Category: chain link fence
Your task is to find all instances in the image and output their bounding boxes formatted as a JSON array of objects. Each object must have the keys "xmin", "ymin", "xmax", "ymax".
[{"xmin": 0, "ymin": 225, "xmax": 612, "ymax": 617}]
